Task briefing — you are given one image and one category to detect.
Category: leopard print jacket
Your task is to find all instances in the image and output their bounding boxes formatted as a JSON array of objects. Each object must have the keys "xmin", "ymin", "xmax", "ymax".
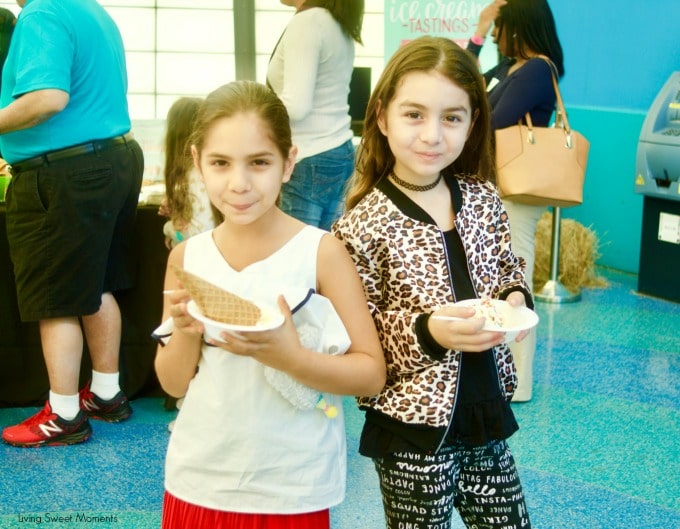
[{"xmin": 333, "ymin": 173, "xmax": 531, "ymax": 430}]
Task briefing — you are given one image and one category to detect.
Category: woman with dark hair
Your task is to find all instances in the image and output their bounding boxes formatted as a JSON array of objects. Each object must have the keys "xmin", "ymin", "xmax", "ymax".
[
  {"xmin": 267, "ymin": 0, "xmax": 364, "ymax": 231},
  {"xmin": 468, "ymin": 0, "xmax": 565, "ymax": 402}
]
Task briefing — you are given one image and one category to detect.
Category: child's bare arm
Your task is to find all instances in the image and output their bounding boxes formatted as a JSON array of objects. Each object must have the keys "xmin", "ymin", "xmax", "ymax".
[
  {"xmin": 207, "ymin": 234, "xmax": 386, "ymax": 397},
  {"xmin": 312, "ymin": 233, "xmax": 386, "ymax": 396},
  {"xmin": 154, "ymin": 244, "xmax": 203, "ymax": 397}
]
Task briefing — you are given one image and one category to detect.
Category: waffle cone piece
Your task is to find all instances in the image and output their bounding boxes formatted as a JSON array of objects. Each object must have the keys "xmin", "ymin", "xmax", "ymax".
[{"xmin": 171, "ymin": 265, "xmax": 261, "ymax": 326}]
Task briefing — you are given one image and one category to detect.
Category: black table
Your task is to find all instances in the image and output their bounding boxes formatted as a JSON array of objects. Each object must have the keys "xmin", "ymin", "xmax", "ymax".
[{"xmin": 0, "ymin": 204, "xmax": 169, "ymax": 407}]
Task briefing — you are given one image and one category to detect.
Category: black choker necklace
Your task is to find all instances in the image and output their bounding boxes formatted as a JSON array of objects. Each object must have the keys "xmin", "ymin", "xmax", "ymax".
[{"xmin": 390, "ymin": 172, "xmax": 442, "ymax": 192}]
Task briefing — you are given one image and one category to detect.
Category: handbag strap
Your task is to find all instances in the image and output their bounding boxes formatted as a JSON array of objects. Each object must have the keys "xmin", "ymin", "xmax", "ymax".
[
  {"xmin": 520, "ymin": 55, "xmax": 576, "ymax": 148},
  {"xmin": 535, "ymin": 55, "xmax": 572, "ymax": 133}
]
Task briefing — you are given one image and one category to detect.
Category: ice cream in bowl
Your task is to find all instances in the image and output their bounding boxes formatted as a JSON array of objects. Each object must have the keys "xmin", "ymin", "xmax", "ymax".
[{"xmin": 434, "ymin": 298, "xmax": 539, "ymax": 342}]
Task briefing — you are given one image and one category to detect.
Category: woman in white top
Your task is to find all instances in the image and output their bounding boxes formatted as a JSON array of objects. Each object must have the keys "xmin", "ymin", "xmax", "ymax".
[{"xmin": 267, "ymin": 0, "xmax": 364, "ymax": 231}]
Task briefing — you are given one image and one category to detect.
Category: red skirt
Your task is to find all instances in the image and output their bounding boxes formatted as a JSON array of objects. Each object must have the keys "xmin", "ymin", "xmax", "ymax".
[{"xmin": 161, "ymin": 491, "xmax": 330, "ymax": 529}]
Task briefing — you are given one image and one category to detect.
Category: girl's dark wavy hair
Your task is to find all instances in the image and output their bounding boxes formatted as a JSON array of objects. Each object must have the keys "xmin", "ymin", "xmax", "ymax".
[
  {"xmin": 346, "ymin": 36, "xmax": 494, "ymax": 210},
  {"xmin": 496, "ymin": 0, "xmax": 564, "ymax": 77}
]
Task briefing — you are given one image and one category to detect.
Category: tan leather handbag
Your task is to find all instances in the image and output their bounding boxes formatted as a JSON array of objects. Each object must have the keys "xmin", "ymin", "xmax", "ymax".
[{"xmin": 495, "ymin": 57, "xmax": 590, "ymax": 207}]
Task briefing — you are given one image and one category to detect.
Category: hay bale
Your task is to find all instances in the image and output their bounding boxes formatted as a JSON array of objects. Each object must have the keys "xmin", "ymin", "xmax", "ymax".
[{"xmin": 533, "ymin": 212, "xmax": 609, "ymax": 292}]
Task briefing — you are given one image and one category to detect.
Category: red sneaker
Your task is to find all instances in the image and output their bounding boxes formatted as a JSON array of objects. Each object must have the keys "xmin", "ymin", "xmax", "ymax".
[
  {"xmin": 79, "ymin": 382, "xmax": 132, "ymax": 423},
  {"xmin": 2, "ymin": 402, "xmax": 92, "ymax": 448}
]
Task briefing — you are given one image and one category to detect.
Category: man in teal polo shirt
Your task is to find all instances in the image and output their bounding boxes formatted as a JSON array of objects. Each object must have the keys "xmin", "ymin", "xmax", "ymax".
[{"xmin": 0, "ymin": 0, "xmax": 144, "ymax": 447}]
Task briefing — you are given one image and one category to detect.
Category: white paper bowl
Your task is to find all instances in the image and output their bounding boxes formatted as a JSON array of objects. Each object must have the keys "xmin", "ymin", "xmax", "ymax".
[
  {"xmin": 187, "ymin": 300, "xmax": 284, "ymax": 342},
  {"xmin": 454, "ymin": 298, "xmax": 539, "ymax": 342}
]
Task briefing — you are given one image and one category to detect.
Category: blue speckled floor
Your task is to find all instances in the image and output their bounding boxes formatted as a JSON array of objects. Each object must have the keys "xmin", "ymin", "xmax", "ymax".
[{"xmin": 1, "ymin": 268, "xmax": 678, "ymax": 529}]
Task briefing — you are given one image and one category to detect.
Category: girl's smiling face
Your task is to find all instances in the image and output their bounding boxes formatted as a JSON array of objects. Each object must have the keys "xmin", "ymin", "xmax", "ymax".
[
  {"xmin": 377, "ymin": 70, "xmax": 475, "ymax": 183},
  {"xmin": 193, "ymin": 111, "xmax": 296, "ymax": 227}
]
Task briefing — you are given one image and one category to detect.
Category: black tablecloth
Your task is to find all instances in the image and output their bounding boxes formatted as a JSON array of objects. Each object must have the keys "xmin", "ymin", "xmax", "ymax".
[{"xmin": 0, "ymin": 204, "xmax": 169, "ymax": 407}]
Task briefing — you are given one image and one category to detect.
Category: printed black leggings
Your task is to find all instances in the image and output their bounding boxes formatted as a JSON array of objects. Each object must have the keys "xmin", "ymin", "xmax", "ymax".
[{"xmin": 373, "ymin": 439, "xmax": 531, "ymax": 529}]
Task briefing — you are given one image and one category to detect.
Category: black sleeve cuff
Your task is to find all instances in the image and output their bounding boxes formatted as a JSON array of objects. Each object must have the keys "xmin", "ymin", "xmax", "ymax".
[
  {"xmin": 498, "ymin": 286, "xmax": 535, "ymax": 311},
  {"xmin": 415, "ymin": 313, "xmax": 449, "ymax": 361},
  {"xmin": 466, "ymin": 40, "xmax": 483, "ymax": 58}
]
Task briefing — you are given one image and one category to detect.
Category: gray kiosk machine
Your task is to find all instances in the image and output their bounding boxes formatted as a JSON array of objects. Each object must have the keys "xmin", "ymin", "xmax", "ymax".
[{"xmin": 635, "ymin": 71, "xmax": 680, "ymax": 302}]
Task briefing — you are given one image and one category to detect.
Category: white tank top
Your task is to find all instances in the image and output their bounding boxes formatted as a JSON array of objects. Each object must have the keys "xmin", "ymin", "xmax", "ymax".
[{"xmin": 164, "ymin": 226, "xmax": 347, "ymax": 514}]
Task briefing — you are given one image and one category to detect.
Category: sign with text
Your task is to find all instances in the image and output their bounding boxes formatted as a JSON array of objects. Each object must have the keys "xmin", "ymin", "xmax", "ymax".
[{"xmin": 384, "ymin": 0, "xmax": 499, "ymax": 71}]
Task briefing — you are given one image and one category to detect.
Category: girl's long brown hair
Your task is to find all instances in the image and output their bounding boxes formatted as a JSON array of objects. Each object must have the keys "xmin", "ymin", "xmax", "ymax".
[
  {"xmin": 346, "ymin": 36, "xmax": 495, "ymax": 210},
  {"xmin": 164, "ymin": 97, "xmax": 203, "ymax": 226}
]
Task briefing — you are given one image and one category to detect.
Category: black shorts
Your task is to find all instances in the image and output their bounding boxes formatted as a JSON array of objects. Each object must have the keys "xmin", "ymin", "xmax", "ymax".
[{"xmin": 5, "ymin": 139, "xmax": 144, "ymax": 321}]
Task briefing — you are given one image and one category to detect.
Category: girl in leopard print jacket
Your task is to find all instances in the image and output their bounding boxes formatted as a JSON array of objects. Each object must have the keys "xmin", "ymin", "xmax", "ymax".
[{"xmin": 332, "ymin": 36, "xmax": 535, "ymax": 529}]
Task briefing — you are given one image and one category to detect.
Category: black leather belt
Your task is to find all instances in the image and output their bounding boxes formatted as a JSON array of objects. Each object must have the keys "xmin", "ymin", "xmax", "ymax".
[{"xmin": 9, "ymin": 132, "xmax": 134, "ymax": 175}]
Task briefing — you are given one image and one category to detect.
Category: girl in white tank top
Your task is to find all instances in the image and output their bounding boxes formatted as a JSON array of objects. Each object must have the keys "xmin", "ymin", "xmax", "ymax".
[{"xmin": 154, "ymin": 80, "xmax": 385, "ymax": 529}]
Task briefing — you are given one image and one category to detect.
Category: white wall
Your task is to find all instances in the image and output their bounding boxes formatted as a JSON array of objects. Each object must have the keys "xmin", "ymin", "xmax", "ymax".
[{"xmin": 0, "ymin": 0, "xmax": 385, "ymax": 121}]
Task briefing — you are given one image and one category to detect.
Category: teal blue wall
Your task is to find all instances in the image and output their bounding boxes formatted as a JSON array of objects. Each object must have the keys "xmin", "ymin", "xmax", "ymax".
[
  {"xmin": 563, "ymin": 107, "xmax": 645, "ymax": 272},
  {"xmin": 547, "ymin": 1, "xmax": 680, "ymax": 273}
]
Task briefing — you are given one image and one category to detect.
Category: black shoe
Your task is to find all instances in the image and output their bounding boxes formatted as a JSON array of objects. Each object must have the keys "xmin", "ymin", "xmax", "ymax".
[{"xmin": 80, "ymin": 382, "xmax": 132, "ymax": 422}]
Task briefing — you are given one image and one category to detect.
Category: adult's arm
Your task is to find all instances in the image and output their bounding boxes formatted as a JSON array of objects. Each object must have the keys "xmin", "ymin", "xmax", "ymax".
[
  {"xmin": 473, "ymin": 0, "xmax": 506, "ymax": 42},
  {"xmin": 0, "ymin": 89, "xmax": 68, "ymax": 135}
]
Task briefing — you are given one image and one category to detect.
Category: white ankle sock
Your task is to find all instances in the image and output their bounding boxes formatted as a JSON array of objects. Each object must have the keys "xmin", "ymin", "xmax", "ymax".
[
  {"xmin": 49, "ymin": 391, "xmax": 80, "ymax": 420},
  {"xmin": 90, "ymin": 370, "xmax": 121, "ymax": 400}
]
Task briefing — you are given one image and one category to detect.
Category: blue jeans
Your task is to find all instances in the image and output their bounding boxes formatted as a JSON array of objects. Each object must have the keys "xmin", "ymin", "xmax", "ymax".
[{"xmin": 279, "ymin": 139, "xmax": 355, "ymax": 231}]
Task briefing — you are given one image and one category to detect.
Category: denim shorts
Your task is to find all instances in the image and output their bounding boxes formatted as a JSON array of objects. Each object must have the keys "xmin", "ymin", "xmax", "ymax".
[
  {"xmin": 279, "ymin": 139, "xmax": 355, "ymax": 231},
  {"xmin": 5, "ymin": 140, "xmax": 144, "ymax": 321}
]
